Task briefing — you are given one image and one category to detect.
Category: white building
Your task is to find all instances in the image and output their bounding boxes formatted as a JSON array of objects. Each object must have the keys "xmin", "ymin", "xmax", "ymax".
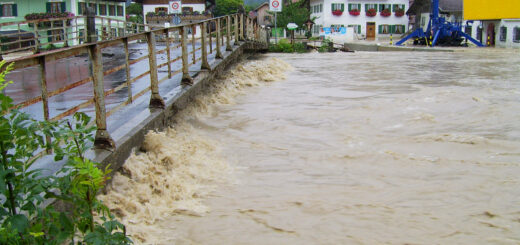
[
  {"xmin": 463, "ymin": 20, "xmax": 520, "ymax": 49},
  {"xmin": 310, "ymin": 0, "xmax": 409, "ymax": 41}
]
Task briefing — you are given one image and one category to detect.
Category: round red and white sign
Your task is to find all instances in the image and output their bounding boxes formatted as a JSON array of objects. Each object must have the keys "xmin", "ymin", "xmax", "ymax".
[
  {"xmin": 171, "ymin": 2, "xmax": 179, "ymax": 10},
  {"xmin": 271, "ymin": 0, "xmax": 279, "ymax": 8}
]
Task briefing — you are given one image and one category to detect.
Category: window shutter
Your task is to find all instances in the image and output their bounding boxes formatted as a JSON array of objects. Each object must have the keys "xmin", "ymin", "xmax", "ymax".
[
  {"xmin": 12, "ymin": 4, "xmax": 17, "ymax": 16},
  {"xmin": 379, "ymin": 4, "xmax": 382, "ymax": 12},
  {"xmin": 348, "ymin": 4, "xmax": 351, "ymax": 11},
  {"xmin": 78, "ymin": 3, "xmax": 82, "ymax": 15},
  {"xmin": 46, "ymin": 2, "xmax": 51, "ymax": 13},
  {"xmin": 331, "ymin": 4, "xmax": 334, "ymax": 11},
  {"xmin": 358, "ymin": 25, "xmax": 361, "ymax": 34},
  {"xmin": 358, "ymin": 4, "xmax": 361, "ymax": 10},
  {"xmin": 378, "ymin": 25, "xmax": 382, "ymax": 34},
  {"xmin": 61, "ymin": 2, "xmax": 66, "ymax": 13},
  {"xmin": 365, "ymin": 4, "xmax": 368, "ymax": 11},
  {"xmin": 401, "ymin": 5, "xmax": 405, "ymax": 11},
  {"xmin": 341, "ymin": 4, "xmax": 344, "ymax": 11},
  {"xmin": 0, "ymin": 5, "xmax": 3, "ymax": 17},
  {"xmin": 392, "ymin": 25, "xmax": 396, "ymax": 34}
]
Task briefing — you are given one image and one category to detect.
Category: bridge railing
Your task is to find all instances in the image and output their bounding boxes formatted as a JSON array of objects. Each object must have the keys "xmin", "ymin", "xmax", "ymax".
[
  {"xmin": 2, "ymin": 13, "xmax": 267, "ymax": 151},
  {"xmin": 0, "ymin": 16, "xmax": 149, "ymax": 58}
]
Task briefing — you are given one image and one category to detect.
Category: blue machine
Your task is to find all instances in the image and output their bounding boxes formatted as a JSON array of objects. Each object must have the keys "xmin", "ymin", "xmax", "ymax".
[{"xmin": 396, "ymin": 0, "xmax": 484, "ymax": 47}]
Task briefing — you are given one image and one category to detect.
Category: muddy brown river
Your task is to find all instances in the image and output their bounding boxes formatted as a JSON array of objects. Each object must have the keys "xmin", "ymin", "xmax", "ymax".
[{"xmin": 100, "ymin": 49, "xmax": 520, "ymax": 244}]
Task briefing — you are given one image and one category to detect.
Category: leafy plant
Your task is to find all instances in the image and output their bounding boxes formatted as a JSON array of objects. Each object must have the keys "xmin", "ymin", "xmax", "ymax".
[
  {"xmin": 0, "ymin": 60, "xmax": 58, "ymax": 244},
  {"xmin": 0, "ymin": 60, "xmax": 131, "ymax": 244},
  {"xmin": 318, "ymin": 38, "xmax": 333, "ymax": 52}
]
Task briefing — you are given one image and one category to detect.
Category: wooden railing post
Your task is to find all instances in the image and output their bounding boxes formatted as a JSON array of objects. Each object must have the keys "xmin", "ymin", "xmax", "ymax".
[
  {"xmin": 123, "ymin": 37, "xmax": 133, "ymax": 103},
  {"xmin": 86, "ymin": 7, "xmax": 96, "ymax": 42},
  {"xmin": 234, "ymin": 15, "xmax": 239, "ymax": 45},
  {"xmin": 165, "ymin": 29, "xmax": 172, "ymax": 78},
  {"xmin": 240, "ymin": 14, "xmax": 244, "ymax": 41},
  {"xmin": 88, "ymin": 44, "xmax": 115, "ymax": 150},
  {"xmin": 209, "ymin": 21, "xmax": 213, "ymax": 53},
  {"xmin": 216, "ymin": 18, "xmax": 223, "ymax": 59},
  {"xmin": 200, "ymin": 22, "xmax": 211, "ymax": 70},
  {"xmin": 62, "ymin": 19, "xmax": 69, "ymax": 47},
  {"xmin": 146, "ymin": 31, "xmax": 165, "ymax": 109},
  {"xmin": 33, "ymin": 24, "xmax": 40, "ymax": 53},
  {"xmin": 180, "ymin": 26, "xmax": 193, "ymax": 85},
  {"xmin": 38, "ymin": 57, "xmax": 52, "ymax": 153},
  {"xmin": 226, "ymin": 15, "xmax": 232, "ymax": 51},
  {"xmin": 191, "ymin": 25, "xmax": 196, "ymax": 64}
]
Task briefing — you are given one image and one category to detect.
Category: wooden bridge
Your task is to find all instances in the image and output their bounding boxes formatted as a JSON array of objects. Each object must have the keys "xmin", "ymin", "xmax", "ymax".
[{"xmin": 1, "ymin": 13, "xmax": 269, "ymax": 171}]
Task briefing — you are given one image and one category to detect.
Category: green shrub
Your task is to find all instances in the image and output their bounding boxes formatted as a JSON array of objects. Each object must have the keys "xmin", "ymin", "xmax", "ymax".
[
  {"xmin": 278, "ymin": 39, "xmax": 293, "ymax": 53},
  {"xmin": 293, "ymin": 42, "xmax": 306, "ymax": 53},
  {"xmin": 0, "ymin": 60, "xmax": 132, "ymax": 244},
  {"xmin": 268, "ymin": 39, "xmax": 309, "ymax": 53}
]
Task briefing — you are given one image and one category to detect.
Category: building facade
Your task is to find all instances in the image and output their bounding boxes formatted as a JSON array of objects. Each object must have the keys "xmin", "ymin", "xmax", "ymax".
[
  {"xmin": 463, "ymin": 0, "xmax": 520, "ymax": 48},
  {"xmin": 0, "ymin": 0, "xmax": 126, "ymax": 25},
  {"xmin": 142, "ymin": 0, "xmax": 210, "ymax": 36},
  {"xmin": 310, "ymin": 0, "xmax": 409, "ymax": 40}
]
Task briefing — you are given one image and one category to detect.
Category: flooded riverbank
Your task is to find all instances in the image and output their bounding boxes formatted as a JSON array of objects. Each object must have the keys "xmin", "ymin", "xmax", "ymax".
[{"xmin": 104, "ymin": 50, "xmax": 520, "ymax": 244}]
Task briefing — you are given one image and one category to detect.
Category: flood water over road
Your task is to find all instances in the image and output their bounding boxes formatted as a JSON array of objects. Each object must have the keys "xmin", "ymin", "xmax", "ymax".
[{"xmin": 102, "ymin": 50, "xmax": 520, "ymax": 244}]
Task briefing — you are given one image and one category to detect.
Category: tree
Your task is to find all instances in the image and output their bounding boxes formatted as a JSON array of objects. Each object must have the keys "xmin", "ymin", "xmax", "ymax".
[
  {"xmin": 126, "ymin": 3, "xmax": 142, "ymax": 16},
  {"xmin": 268, "ymin": 0, "xmax": 310, "ymax": 30},
  {"xmin": 214, "ymin": 0, "xmax": 243, "ymax": 17}
]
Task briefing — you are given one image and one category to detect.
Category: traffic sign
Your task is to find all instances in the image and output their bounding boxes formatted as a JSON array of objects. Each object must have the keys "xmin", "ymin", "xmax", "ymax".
[
  {"xmin": 169, "ymin": 0, "xmax": 181, "ymax": 14},
  {"xmin": 269, "ymin": 0, "xmax": 282, "ymax": 12},
  {"xmin": 172, "ymin": 15, "xmax": 181, "ymax": 25}
]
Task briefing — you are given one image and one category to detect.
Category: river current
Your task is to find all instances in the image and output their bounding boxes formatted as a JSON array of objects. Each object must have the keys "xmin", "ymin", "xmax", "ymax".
[{"xmin": 101, "ymin": 50, "xmax": 520, "ymax": 244}]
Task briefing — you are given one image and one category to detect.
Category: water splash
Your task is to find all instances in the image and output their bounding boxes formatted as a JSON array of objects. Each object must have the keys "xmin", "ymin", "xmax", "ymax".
[{"xmin": 98, "ymin": 57, "xmax": 293, "ymax": 243}]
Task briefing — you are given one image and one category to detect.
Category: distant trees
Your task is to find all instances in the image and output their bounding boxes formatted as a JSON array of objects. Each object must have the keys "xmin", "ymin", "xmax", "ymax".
[{"xmin": 269, "ymin": 0, "xmax": 310, "ymax": 29}]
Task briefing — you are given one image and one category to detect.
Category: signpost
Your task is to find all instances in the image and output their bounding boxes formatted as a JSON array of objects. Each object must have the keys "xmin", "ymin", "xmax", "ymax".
[
  {"xmin": 169, "ymin": 0, "xmax": 181, "ymax": 14},
  {"xmin": 269, "ymin": 0, "xmax": 282, "ymax": 44}
]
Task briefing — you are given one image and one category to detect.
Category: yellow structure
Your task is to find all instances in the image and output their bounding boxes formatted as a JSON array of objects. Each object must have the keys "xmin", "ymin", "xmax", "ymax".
[{"xmin": 464, "ymin": 0, "xmax": 520, "ymax": 20}]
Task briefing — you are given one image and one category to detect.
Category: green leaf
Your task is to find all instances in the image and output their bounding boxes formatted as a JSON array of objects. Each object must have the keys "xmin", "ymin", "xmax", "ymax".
[{"xmin": 5, "ymin": 214, "xmax": 29, "ymax": 233}]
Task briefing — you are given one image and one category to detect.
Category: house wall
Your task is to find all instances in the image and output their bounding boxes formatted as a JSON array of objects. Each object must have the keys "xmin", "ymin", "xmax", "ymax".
[
  {"xmin": 463, "ymin": 0, "xmax": 520, "ymax": 20},
  {"xmin": 256, "ymin": 4, "xmax": 271, "ymax": 27},
  {"xmin": 0, "ymin": 0, "xmax": 125, "ymax": 25},
  {"xmin": 310, "ymin": 0, "xmax": 409, "ymax": 40}
]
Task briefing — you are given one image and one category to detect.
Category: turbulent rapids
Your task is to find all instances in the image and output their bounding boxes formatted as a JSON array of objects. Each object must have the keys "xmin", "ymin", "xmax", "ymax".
[
  {"xmin": 102, "ymin": 49, "xmax": 520, "ymax": 244},
  {"xmin": 98, "ymin": 58, "xmax": 293, "ymax": 243}
]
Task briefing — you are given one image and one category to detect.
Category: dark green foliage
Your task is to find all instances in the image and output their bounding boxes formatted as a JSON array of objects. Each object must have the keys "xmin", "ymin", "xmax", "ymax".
[
  {"xmin": 268, "ymin": 0, "xmax": 310, "ymax": 31},
  {"xmin": 268, "ymin": 39, "xmax": 308, "ymax": 53},
  {"xmin": 318, "ymin": 38, "xmax": 333, "ymax": 52}
]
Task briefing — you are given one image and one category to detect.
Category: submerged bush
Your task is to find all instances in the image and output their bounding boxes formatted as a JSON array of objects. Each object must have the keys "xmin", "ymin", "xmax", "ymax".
[{"xmin": 268, "ymin": 38, "xmax": 308, "ymax": 53}]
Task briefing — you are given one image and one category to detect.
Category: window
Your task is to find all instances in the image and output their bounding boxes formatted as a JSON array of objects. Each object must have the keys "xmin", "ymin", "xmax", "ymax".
[
  {"xmin": 109, "ymin": 5, "xmax": 116, "ymax": 16},
  {"xmin": 348, "ymin": 24, "xmax": 361, "ymax": 34},
  {"xmin": 155, "ymin": 7, "xmax": 167, "ymax": 13},
  {"xmin": 312, "ymin": 24, "xmax": 323, "ymax": 34},
  {"xmin": 182, "ymin": 7, "xmax": 193, "ymax": 13},
  {"xmin": 514, "ymin": 27, "xmax": 520, "ymax": 43},
  {"xmin": 312, "ymin": 4, "xmax": 323, "ymax": 13},
  {"xmin": 499, "ymin": 26, "xmax": 507, "ymax": 42},
  {"xmin": 117, "ymin": 5, "xmax": 124, "ymax": 16},
  {"xmin": 421, "ymin": 16, "xmax": 426, "ymax": 27},
  {"xmin": 365, "ymin": 4, "xmax": 377, "ymax": 11},
  {"xmin": 47, "ymin": 2, "xmax": 66, "ymax": 13},
  {"xmin": 394, "ymin": 25, "xmax": 405, "ymax": 34},
  {"xmin": 331, "ymin": 3, "xmax": 344, "ymax": 11},
  {"xmin": 264, "ymin": 16, "xmax": 271, "ymax": 21},
  {"xmin": 477, "ymin": 26, "xmax": 483, "ymax": 43},
  {"xmin": 379, "ymin": 24, "xmax": 390, "ymax": 34},
  {"xmin": 89, "ymin": 3, "xmax": 98, "ymax": 15},
  {"xmin": 348, "ymin": 3, "xmax": 361, "ymax": 11},
  {"xmin": 392, "ymin": 4, "xmax": 405, "ymax": 12},
  {"xmin": 99, "ymin": 4, "xmax": 106, "ymax": 15},
  {"xmin": 379, "ymin": 4, "xmax": 391, "ymax": 12},
  {"xmin": 331, "ymin": 24, "xmax": 344, "ymax": 32},
  {"xmin": 1, "ymin": 3, "xmax": 17, "ymax": 17},
  {"xmin": 78, "ymin": 2, "xmax": 86, "ymax": 15}
]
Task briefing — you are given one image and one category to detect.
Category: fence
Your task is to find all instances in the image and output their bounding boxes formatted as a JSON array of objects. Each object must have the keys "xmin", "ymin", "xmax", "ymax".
[
  {"xmin": 2, "ymin": 13, "xmax": 267, "ymax": 151},
  {"xmin": 0, "ymin": 15, "xmax": 149, "ymax": 58}
]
